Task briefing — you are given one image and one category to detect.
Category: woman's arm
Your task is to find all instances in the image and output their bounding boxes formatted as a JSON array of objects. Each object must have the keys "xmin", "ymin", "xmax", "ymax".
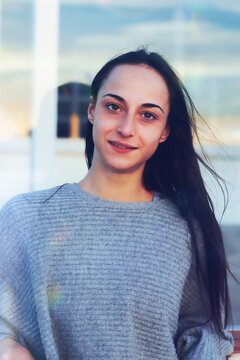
[
  {"xmin": 0, "ymin": 198, "xmax": 39, "ymax": 359},
  {"xmin": 175, "ymin": 280, "xmax": 233, "ymax": 359},
  {"xmin": 174, "ymin": 231, "xmax": 234, "ymax": 359},
  {"xmin": 0, "ymin": 338, "xmax": 35, "ymax": 360}
]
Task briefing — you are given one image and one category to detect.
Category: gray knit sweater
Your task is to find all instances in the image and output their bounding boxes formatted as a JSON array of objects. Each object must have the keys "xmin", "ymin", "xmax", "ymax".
[{"xmin": 0, "ymin": 183, "xmax": 233, "ymax": 359}]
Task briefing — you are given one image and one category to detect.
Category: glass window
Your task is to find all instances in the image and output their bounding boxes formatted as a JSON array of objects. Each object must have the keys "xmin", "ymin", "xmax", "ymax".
[{"xmin": 0, "ymin": 0, "xmax": 33, "ymax": 139}]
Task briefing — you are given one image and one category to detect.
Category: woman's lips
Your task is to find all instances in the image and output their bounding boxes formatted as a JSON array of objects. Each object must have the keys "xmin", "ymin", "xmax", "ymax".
[{"xmin": 108, "ymin": 140, "xmax": 138, "ymax": 153}]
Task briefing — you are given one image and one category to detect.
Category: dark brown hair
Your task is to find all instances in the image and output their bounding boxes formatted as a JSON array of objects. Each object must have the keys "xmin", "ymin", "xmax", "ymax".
[{"xmin": 85, "ymin": 48, "xmax": 234, "ymax": 337}]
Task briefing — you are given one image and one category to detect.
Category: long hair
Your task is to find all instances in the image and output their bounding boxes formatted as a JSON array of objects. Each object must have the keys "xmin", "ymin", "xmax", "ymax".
[{"xmin": 85, "ymin": 48, "xmax": 233, "ymax": 337}]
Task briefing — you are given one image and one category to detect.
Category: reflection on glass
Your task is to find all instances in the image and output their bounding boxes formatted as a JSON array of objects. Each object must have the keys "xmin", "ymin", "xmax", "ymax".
[{"xmin": 57, "ymin": 82, "xmax": 90, "ymax": 138}]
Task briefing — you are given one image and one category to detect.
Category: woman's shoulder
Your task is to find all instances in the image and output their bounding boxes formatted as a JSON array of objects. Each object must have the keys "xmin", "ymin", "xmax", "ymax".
[
  {"xmin": 0, "ymin": 184, "xmax": 72, "ymax": 228},
  {"xmin": 154, "ymin": 193, "xmax": 189, "ymax": 227},
  {"xmin": 1, "ymin": 184, "xmax": 61, "ymax": 210}
]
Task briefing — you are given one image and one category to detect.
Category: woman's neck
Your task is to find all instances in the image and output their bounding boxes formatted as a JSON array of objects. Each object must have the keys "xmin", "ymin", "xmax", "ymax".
[{"xmin": 78, "ymin": 166, "xmax": 154, "ymax": 203}]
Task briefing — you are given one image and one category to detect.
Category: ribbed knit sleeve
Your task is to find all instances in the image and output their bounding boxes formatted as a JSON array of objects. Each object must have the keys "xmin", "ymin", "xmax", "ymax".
[
  {"xmin": 0, "ymin": 192, "xmax": 55, "ymax": 360},
  {"xmin": 0, "ymin": 197, "xmax": 32, "ymax": 341},
  {"xmin": 175, "ymin": 225, "xmax": 234, "ymax": 359}
]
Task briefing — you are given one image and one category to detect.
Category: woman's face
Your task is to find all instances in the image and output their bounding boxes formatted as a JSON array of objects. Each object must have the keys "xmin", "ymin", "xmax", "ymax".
[{"xmin": 88, "ymin": 64, "xmax": 170, "ymax": 175}]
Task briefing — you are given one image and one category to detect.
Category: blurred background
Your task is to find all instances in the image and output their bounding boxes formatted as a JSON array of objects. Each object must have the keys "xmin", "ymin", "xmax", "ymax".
[{"xmin": 0, "ymin": 0, "xmax": 239, "ymax": 327}]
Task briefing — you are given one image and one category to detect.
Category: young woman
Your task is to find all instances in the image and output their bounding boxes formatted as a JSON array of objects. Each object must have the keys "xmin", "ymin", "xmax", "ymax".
[{"xmin": 0, "ymin": 49, "xmax": 234, "ymax": 359}]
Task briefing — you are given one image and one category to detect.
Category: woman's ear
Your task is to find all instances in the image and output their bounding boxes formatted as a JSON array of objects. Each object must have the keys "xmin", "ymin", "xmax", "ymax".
[
  {"xmin": 159, "ymin": 125, "xmax": 170, "ymax": 143},
  {"xmin": 88, "ymin": 96, "xmax": 95, "ymax": 124}
]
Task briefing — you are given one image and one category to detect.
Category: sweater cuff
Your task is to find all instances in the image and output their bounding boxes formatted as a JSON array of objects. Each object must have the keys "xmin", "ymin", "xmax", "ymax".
[
  {"xmin": 175, "ymin": 323, "xmax": 234, "ymax": 360},
  {"xmin": 0, "ymin": 315, "xmax": 26, "ymax": 347}
]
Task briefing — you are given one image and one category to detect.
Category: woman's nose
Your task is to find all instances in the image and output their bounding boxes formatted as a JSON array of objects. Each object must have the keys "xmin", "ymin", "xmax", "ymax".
[{"xmin": 116, "ymin": 114, "xmax": 135, "ymax": 137}]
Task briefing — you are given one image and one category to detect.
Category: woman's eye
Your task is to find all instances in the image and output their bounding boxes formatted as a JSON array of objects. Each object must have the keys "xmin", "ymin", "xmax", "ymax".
[
  {"xmin": 142, "ymin": 112, "xmax": 156, "ymax": 120},
  {"xmin": 107, "ymin": 103, "xmax": 120, "ymax": 112}
]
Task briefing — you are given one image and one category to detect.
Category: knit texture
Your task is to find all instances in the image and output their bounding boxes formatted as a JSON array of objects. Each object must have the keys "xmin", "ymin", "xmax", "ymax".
[{"xmin": 0, "ymin": 183, "xmax": 233, "ymax": 360}]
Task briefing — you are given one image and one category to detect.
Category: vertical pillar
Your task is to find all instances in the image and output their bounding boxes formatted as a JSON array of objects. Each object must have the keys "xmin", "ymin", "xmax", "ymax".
[
  {"xmin": 0, "ymin": 0, "xmax": 2, "ymax": 49},
  {"xmin": 31, "ymin": 0, "xmax": 59, "ymax": 190}
]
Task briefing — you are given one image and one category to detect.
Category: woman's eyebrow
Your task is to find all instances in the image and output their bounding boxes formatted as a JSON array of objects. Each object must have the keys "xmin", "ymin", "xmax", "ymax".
[
  {"xmin": 141, "ymin": 103, "xmax": 164, "ymax": 114},
  {"xmin": 103, "ymin": 93, "xmax": 125, "ymax": 103},
  {"xmin": 102, "ymin": 93, "xmax": 164, "ymax": 114}
]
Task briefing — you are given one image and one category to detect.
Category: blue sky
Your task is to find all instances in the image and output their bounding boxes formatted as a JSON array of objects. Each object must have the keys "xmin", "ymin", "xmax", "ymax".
[
  {"xmin": 2, "ymin": 1, "xmax": 240, "ymax": 52},
  {"xmin": 1, "ymin": 0, "xmax": 240, "ymax": 140}
]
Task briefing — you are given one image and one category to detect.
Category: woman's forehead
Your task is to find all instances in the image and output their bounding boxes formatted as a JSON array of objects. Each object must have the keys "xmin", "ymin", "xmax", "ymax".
[{"xmin": 98, "ymin": 64, "xmax": 169, "ymax": 103}]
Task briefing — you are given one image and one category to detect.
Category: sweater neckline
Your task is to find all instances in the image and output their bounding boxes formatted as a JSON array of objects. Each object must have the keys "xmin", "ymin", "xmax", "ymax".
[{"xmin": 66, "ymin": 182, "xmax": 163, "ymax": 208}]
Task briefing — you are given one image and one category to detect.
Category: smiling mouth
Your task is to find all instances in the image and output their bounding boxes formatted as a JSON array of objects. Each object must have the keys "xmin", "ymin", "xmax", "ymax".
[{"xmin": 109, "ymin": 141, "xmax": 138, "ymax": 149}]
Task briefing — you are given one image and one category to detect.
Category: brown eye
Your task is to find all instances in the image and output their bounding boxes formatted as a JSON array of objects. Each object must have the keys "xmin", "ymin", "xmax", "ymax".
[
  {"xmin": 106, "ymin": 103, "xmax": 120, "ymax": 112},
  {"xmin": 142, "ymin": 112, "xmax": 156, "ymax": 120}
]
